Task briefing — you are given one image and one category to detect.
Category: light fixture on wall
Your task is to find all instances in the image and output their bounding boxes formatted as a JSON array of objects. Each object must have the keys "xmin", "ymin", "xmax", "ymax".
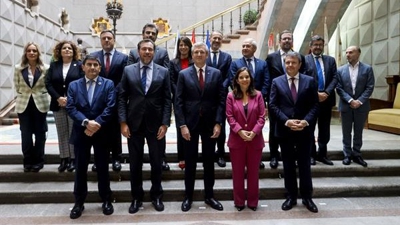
[{"xmin": 106, "ymin": 0, "xmax": 123, "ymax": 38}]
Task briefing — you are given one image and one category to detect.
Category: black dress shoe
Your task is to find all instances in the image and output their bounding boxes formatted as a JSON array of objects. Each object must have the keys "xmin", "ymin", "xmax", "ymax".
[
  {"xmin": 102, "ymin": 201, "xmax": 114, "ymax": 215},
  {"xmin": 112, "ymin": 160, "xmax": 122, "ymax": 172},
  {"xmin": 58, "ymin": 158, "xmax": 68, "ymax": 172},
  {"xmin": 317, "ymin": 156, "xmax": 334, "ymax": 166},
  {"xmin": 24, "ymin": 165, "xmax": 32, "ymax": 172},
  {"xmin": 235, "ymin": 205, "xmax": 245, "ymax": 211},
  {"xmin": 259, "ymin": 161, "xmax": 265, "ymax": 169},
  {"xmin": 217, "ymin": 157, "xmax": 226, "ymax": 167},
  {"xmin": 70, "ymin": 204, "xmax": 84, "ymax": 219},
  {"xmin": 67, "ymin": 159, "xmax": 75, "ymax": 172},
  {"xmin": 181, "ymin": 198, "xmax": 192, "ymax": 212},
  {"xmin": 270, "ymin": 157, "xmax": 278, "ymax": 169},
  {"xmin": 162, "ymin": 160, "xmax": 170, "ymax": 171},
  {"xmin": 129, "ymin": 200, "xmax": 142, "ymax": 214},
  {"xmin": 281, "ymin": 198, "xmax": 297, "ymax": 211},
  {"xmin": 248, "ymin": 206, "xmax": 257, "ymax": 211},
  {"xmin": 152, "ymin": 198, "xmax": 164, "ymax": 212},
  {"xmin": 31, "ymin": 164, "xmax": 43, "ymax": 173},
  {"xmin": 205, "ymin": 197, "xmax": 223, "ymax": 211},
  {"xmin": 310, "ymin": 157, "xmax": 316, "ymax": 166},
  {"xmin": 342, "ymin": 157, "xmax": 351, "ymax": 165},
  {"xmin": 302, "ymin": 198, "xmax": 318, "ymax": 213},
  {"xmin": 92, "ymin": 164, "xmax": 97, "ymax": 172},
  {"xmin": 353, "ymin": 156, "xmax": 368, "ymax": 167}
]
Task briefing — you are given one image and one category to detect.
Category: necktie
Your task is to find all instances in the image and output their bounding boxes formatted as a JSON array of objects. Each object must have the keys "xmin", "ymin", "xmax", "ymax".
[
  {"xmin": 87, "ymin": 79, "xmax": 95, "ymax": 105},
  {"xmin": 315, "ymin": 56, "xmax": 324, "ymax": 91},
  {"xmin": 246, "ymin": 58, "xmax": 254, "ymax": 75},
  {"xmin": 199, "ymin": 68, "xmax": 204, "ymax": 91},
  {"xmin": 212, "ymin": 52, "xmax": 218, "ymax": 67},
  {"xmin": 290, "ymin": 77, "xmax": 297, "ymax": 102},
  {"xmin": 142, "ymin": 66, "xmax": 148, "ymax": 93},
  {"xmin": 105, "ymin": 52, "xmax": 111, "ymax": 74}
]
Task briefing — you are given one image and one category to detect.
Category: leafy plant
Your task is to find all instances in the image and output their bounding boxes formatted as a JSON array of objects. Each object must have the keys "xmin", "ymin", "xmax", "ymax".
[{"xmin": 243, "ymin": 9, "xmax": 257, "ymax": 25}]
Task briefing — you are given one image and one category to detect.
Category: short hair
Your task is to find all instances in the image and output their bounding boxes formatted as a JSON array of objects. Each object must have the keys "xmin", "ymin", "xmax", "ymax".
[
  {"xmin": 211, "ymin": 30, "xmax": 223, "ymax": 37},
  {"xmin": 52, "ymin": 40, "xmax": 80, "ymax": 61},
  {"xmin": 82, "ymin": 55, "xmax": 101, "ymax": 65},
  {"xmin": 191, "ymin": 42, "xmax": 209, "ymax": 54},
  {"xmin": 175, "ymin": 36, "xmax": 193, "ymax": 59},
  {"xmin": 284, "ymin": 51, "xmax": 302, "ymax": 63},
  {"xmin": 142, "ymin": 23, "xmax": 159, "ymax": 36},
  {"xmin": 280, "ymin": 30, "xmax": 292, "ymax": 40},
  {"xmin": 232, "ymin": 67, "xmax": 257, "ymax": 99},
  {"xmin": 100, "ymin": 30, "xmax": 115, "ymax": 39},
  {"xmin": 309, "ymin": 35, "xmax": 325, "ymax": 46},
  {"xmin": 356, "ymin": 46, "xmax": 361, "ymax": 53},
  {"xmin": 243, "ymin": 38, "xmax": 257, "ymax": 48},
  {"xmin": 137, "ymin": 39, "xmax": 156, "ymax": 50},
  {"xmin": 20, "ymin": 42, "xmax": 44, "ymax": 68}
]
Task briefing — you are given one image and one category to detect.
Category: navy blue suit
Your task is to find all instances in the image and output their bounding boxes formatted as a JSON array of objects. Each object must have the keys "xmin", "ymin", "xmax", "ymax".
[
  {"xmin": 66, "ymin": 76, "xmax": 115, "ymax": 205},
  {"xmin": 336, "ymin": 62, "xmax": 374, "ymax": 158},
  {"xmin": 304, "ymin": 54, "xmax": 338, "ymax": 158},
  {"xmin": 174, "ymin": 65, "xmax": 225, "ymax": 200},
  {"xmin": 266, "ymin": 50, "xmax": 308, "ymax": 160},
  {"xmin": 91, "ymin": 50, "xmax": 128, "ymax": 161},
  {"xmin": 269, "ymin": 73, "xmax": 319, "ymax": 199}
]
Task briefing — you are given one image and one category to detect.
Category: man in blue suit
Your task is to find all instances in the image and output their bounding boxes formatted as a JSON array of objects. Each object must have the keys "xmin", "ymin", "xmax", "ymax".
[
  {"xmin": 229, "ymin": 38, "xmax": 269, "ymax": 169},
  {"xmin": 206, "ymin": 30, "xmax": 232, "ymax": 168},
  {"xmin": 336, "ymin": 46, "xmax": 374, "ymax": 167},
  {"xmin": 66, "ymin": 55, "xmax": 115, "ymax": 219},
  {"xmin": 175, "ymin": 42, "xmax": 226, "ymax": 212},
  {"xmin": 266, "ymin": 30, "xmax": 308, "ymax": 169},
  {"xmin": 304, "ymin": 35, "xmax": 337, "ymax": 166},
  {"xmin": 91, "ymin": 30, "xmax": 128, "ymax": 172},
  {"xmin": 269, "ymin": 52, "xmax": 319, "ymax": 213},
  {"xmin": 127, "ymin": 23, "xmax": 171, "ymax": 171}
]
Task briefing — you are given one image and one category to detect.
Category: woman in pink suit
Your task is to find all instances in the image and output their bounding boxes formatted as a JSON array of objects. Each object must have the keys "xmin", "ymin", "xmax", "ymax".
[{"xmin": 226, "ymin": 67, "xmax": 266, "ymax": 211}]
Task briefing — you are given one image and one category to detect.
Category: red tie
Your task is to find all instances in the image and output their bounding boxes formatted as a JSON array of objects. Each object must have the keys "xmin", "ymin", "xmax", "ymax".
[
  {"xmin": 199, "ymin": 68, "xmax": 204, "ymax": 90},
  {"xmin": 105, "ymin": 52, "xmax": 110, "ymax": 74}
]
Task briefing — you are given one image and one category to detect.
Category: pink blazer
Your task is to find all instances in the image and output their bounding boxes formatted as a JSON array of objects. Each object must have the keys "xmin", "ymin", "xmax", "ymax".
[{"xmin": 226, "ymin": 91, "xmax": 266, "ymax": 149}]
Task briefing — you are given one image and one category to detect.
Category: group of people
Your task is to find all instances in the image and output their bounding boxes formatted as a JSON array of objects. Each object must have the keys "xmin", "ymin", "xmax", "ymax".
[{"xmin": 13, "ymin": 24, "xmax": 374, "ymax": 219}]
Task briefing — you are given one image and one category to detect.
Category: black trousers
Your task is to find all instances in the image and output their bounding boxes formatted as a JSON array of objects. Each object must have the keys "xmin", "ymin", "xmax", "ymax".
[
  {"xmin": 105, "ymin": 113, "xmax": 122, "ymax": 161},
  {"xmin": 311, "ymin": 101, "xmax": 333, "ymax": 158},
  {"xmin": 268, "ymin": 106, "xmax": 280, "ymax": 159}
]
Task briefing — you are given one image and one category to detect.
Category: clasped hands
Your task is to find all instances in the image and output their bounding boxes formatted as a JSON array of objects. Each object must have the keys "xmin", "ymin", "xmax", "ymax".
[
  {"xmin": 238, "ymin": 129, "xmax": 256, "ymax": 142},
  {"xmin": 84, "ymin": 120, "xmax": 101, "ymax": 137},
  {"xmin": 57, "ymin": 97, "xmax": 67, "ymax": 107},
  {"xmin": 350, "ymin": 99, "xmax": 362, "ymax": 109},
  {"xmin": 287, "ymin": 119, "xmax": 307, "ymax": 131}
]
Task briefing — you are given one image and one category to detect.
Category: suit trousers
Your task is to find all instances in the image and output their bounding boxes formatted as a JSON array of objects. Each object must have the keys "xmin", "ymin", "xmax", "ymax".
[
  {"xmin": 127, "ymin": 121, "xmax": 163, "ymax": 201},
  {"xmin": 74, "ymin": 130, "xmax": 112, "ymax": 205},
  {"xmin": 215, "ymin": 121, "xmax": 226, "ymax": 157},
  {"xmin": 17, "ymin": 97, "xmax": 47, "ymax": 167},
  {"xmin": 268, "ymin": 107, "xmax": 280, "ymax": 159},
  {"xmin": 53, "ymin": 108, "xmax": 74, "ymax": 159},
  {"xmin": 311, "ymin": 101, "xmax": 333, "ymax": 158},
  {"xmin": 183, "ymin": 118, "xmax": 217, "ymax": 200},
  {"xmin": 341, "ymin": 109, "xmax": 368, "ymax": 158},
  {"xmin": 105, "ymin": 113, "xmax": 122, "ymax": 161},
  {"xmin": 279, "ymin": 132, "xmax": 313, "ymax": 199},
  {"xmin": 229, "ymin": 146, "xmax": 262, "ymax": 207}
]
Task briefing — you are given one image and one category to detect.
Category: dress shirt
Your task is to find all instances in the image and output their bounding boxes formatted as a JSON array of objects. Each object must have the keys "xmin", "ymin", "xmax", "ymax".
[{"xmin": 348, "ymin": 61, "xmax": 359, "ymax": 95}]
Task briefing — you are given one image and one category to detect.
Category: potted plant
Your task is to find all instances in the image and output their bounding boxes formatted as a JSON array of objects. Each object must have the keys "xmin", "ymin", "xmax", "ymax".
[{"xmin": 243, "ymin": 9, "xmax": 257, "ymax": 25}]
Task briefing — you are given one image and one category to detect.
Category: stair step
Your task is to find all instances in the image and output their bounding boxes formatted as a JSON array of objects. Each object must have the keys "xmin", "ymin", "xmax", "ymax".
[
  {"xmin": 1, "ymin": 176, "xmax": 400, "ymax": 204},
  {"xmin": 236, "ymin": 30, "xmax": 250, "ymax": 35},
  {"xmin": 226, "ymin": 34, "xmax": 241, "ymax": 39}
]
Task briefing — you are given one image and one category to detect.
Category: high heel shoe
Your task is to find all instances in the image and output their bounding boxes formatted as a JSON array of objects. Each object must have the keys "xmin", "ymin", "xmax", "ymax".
[
  {"xmin": 235, "ymin": 205, "xmax": 245, "ymax": 211},
  {"xmin": 58, "ymin": 158, "xmax": 68, "ymax": 172},
  {"xmin": 178, "ymin": 161, "xmax": 185, "ymax": 170}
]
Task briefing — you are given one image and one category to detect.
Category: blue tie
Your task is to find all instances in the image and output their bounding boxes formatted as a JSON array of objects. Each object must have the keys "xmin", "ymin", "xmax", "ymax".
[
  {"xmin": 142, "ymin": 66, "xmax": 148, "ymax": 93},
  {"xmin": 212, "ymin": 52, "xmax": 218, "ymax": 67},
  {"xmin": 315, "ymin": 56, "xmax": 324, "ymax": 91},
  {"xmin": 247, "ymin": 58, "xmax": 254, "ymax": 75},
  {"xmin": 87, "ymin": 79, "xmax": 95, "ymax": 105}
]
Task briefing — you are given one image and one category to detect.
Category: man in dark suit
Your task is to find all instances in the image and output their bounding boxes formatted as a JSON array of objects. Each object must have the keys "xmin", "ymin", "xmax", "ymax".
[
  {"xmin": 66, "ymin": 55, "xmax": 115, "ymax": 219},
  {"xmin": 91, "ymin": 30, "xmax": 128, "ymax": 172},
  {"xmin": 118, "ymin": 39, "xmax": 172, "ymax": 214},
  {"xmin": 206, "ymin": 30, "xmax": 232, "ymax": 168},
  {"xmin": 304, "ymin": 35, "xmax": 337, "ymax": 166},
  {"xmin": 269, "ymin": 52, "xmax": 319, "ymax": 213},
  {"xmin": 229, "ymin": 38, "xmax": 269, "ymax": 169},
  {"xmin": 127, "ymin": 23, "xmax": 171, "ymax": 171},
  {"xmin": 175, "ymin": 42, "xmax": 226, "ymax": 212},
  {"xmin": 336, "ymin": 46, "xmax": 374, "ymax": 167},
  {"xmin": 266, "ymin": 30, "xmax": 308, "ymax": 169}
]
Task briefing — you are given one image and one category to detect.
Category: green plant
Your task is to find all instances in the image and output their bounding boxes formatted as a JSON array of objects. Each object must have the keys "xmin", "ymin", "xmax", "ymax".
[{"xmin": 243, "ymin": 9, "xmax": 257, "ymax": 25}]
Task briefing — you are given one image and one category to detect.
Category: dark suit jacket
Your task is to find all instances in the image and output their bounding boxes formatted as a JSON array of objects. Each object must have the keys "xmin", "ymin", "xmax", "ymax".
[
  {"xmin": 66, "ymin": 76, "xmax": 116, "ymax": 143},
  {"xmin": 174, "ymin": 65, "xmax": 225, "ymax": 130},
  {"xmin": 229, "ymin": 57, "xmax": 270, "ymax": 100},
  {"xmin": 127, "ymin": 46, "xmax": 170, "ymax": 68},
  {"xmin": 169, "ymin": 58, "xmax": 194, "ymax": 99},
  {"xmin": 45, "ymin": 60, "xmax": 83, "ymax": 111},
  {"xmin": 206, "ymin": 50, "xmax": 232, "ymax": 90},
  {"xmin": 118, "ymin": 62, "xmax": 172, "ymax": 133},
  {"xmin": 304, "ymin": 54, "xmax": 338, "ymax": 106},
  {"xmin": 91, "ymin": 50, "xmax": 128, "ymax": 89},
  {"xmin": 266, "ymin": 50, "xmax": 308, "ymax": 101},
  {"xmin": 336, "ymin": 62, "xmax": 375, "ymax": 113},
  {"xmin": 269, "ymin": 73, "xmax": 319, "ymax": 138}
]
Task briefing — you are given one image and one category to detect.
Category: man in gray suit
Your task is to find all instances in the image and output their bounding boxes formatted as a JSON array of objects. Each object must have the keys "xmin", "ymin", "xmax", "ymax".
[{"xmin": 336, "ymin": 46, "xmax": 374, "ymax": 167}]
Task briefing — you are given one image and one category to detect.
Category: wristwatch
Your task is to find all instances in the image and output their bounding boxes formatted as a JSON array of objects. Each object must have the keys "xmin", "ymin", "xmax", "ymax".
[{"xmin": 83, "ymin": 119, "xmax": 89, "ymax": 127}]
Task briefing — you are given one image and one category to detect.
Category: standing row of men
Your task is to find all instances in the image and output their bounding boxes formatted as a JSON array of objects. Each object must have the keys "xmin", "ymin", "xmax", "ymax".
[{"xmin": 67, "ymin": 25, "xmax": 374, "ymax": 219}]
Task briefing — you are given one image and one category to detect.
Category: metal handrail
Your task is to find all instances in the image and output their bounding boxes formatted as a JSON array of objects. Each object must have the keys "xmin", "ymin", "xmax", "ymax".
[{"xmin": 155, "ymin": 0, "xmax": 257, "ymax": 45}]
